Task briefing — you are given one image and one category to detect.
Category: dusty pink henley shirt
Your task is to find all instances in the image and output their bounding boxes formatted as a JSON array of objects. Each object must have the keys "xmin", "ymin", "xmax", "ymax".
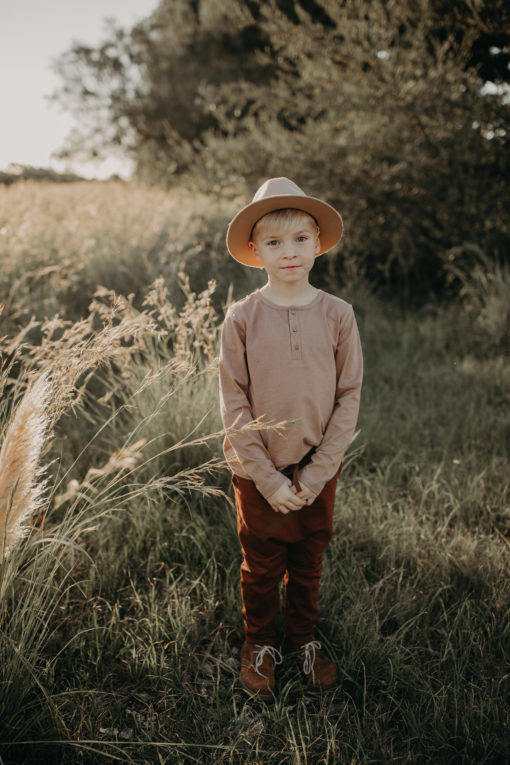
[{"xmin": 219, "ymin": 289, "xmax": 363, "ymax": 500}]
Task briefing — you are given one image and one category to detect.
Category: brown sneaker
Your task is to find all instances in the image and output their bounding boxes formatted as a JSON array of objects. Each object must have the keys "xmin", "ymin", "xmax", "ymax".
[
  {"xmin": 240, "ymin": 642, "xmax": 283, "ymax": 697},
  {"xmin": 296, "ymin": 640, "xmax": 337, "ymax": 690}
]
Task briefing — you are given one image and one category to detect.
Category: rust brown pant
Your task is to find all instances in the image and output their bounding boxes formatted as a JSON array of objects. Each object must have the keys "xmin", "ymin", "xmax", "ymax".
[{"xmin": 232, "ymin": 468, "xmax": 340, "ymax": 646}]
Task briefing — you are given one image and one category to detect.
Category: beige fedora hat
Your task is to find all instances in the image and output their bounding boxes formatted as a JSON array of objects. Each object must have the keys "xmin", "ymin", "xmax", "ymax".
[{"xmin": 226, "ymin": 177, "xmax": 343, "ymax": 267}]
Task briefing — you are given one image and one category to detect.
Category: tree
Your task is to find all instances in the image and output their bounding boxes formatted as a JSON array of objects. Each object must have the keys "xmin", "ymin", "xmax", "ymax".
[
  {"xmin": 51, "ymin": 0, "xmax": 509, "ymax": 177},
  {"xmin": 51, "ymin": 1, "xmax": 272, "ymax": 183},
  {"xmin": 52, "ymin": 0, "xmax": 509, "ymax": 297}
]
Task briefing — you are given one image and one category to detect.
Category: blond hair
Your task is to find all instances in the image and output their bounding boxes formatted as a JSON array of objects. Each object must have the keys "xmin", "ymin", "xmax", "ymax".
[{"xmin": 250, "ymin": 208, "xmax": 318, "ymax": 241}]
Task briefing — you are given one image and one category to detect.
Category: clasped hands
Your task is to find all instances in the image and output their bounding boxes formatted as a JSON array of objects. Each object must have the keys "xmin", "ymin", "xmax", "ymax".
[{"xmin": 267, "ymin": 476, "xmax": 317, "ymax": 514}]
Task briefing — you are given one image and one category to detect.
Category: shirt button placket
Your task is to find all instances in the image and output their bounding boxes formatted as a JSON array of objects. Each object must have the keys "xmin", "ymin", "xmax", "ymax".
[{"xmin": 289, "ymin": 309, "xmax": 301, "ymax": 359}]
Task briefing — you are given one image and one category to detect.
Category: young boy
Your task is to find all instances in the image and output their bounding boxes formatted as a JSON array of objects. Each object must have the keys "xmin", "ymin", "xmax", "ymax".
[{"xmin": 219, "ymin": 177, "xmax": 363, "ymax": 696}]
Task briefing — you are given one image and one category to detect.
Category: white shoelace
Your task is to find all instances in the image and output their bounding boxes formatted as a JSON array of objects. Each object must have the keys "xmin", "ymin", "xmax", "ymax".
[
  {"xmin": 254, "ymin": 645, "xmax": 283, "ymax": 677},
  {"xmin": 301, "ymin": 640, "xmax": 322, "ymax": 684}
]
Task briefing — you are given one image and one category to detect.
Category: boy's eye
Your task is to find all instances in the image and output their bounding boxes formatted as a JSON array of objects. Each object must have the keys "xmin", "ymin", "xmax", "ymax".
[
  {"xmin": 297, "ymin": 235, "xmax": 309, "ymax": 242},
  {"xmin": 266, "ymin": 240, "xmax": 279, "ymax": 246}
]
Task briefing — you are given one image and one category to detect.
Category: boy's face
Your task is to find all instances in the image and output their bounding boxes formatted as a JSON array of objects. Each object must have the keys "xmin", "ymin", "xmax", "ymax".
[{"xmin": 248, "ymin": 215, "xmax": 320, "ymax": 288}]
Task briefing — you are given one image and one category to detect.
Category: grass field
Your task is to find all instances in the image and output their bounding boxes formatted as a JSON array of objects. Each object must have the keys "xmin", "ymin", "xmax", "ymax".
[{"xmin": 0, "ymin": 181, "xmax": 509, "ymax": 764}]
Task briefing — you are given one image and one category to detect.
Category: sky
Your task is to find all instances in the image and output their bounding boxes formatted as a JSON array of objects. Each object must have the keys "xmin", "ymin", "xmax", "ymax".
[{"xmin": 0, "ymin": 0, "xmax": 159, "ymax": 179}]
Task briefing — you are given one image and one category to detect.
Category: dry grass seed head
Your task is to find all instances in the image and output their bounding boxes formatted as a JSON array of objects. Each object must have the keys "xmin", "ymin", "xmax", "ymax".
[{"xmin": 0, "ymin": 374, "xmax": 51, "ymax": 560}]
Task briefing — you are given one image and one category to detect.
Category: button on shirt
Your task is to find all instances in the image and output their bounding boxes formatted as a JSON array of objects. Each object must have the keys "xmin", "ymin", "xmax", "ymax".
[{"xmin": 219, "ymin": 289, "xmax": 363, "ymax": 500}]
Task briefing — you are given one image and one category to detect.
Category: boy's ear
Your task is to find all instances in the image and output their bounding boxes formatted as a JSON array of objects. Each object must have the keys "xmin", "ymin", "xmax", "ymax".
[{"xmin": 248, "ymin": 241, "xmax": 262, "ymax": 262}]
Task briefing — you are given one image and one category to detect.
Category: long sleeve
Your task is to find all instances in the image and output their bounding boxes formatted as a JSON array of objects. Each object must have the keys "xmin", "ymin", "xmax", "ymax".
[
  {"xmin": 219, "ymin": 308, "xmax": 287, "ymax": 499},
  {"xmin": 298, "ymin": 306, "xmax": 363, "ymax": 496}
]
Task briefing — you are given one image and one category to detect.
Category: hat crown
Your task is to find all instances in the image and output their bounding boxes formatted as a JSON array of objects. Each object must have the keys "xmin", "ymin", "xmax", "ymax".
[{"xmin": 252, "ymin": 177, "xmax": 306, "ymax": 203}]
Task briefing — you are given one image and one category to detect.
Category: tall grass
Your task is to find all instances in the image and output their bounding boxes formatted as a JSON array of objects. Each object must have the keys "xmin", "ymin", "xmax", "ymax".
[
  {"xmin": 0, "ymin": 258, "xmax": 227, "ymax": 755},
  {"xmin": 0, "ymin": 180, "xmax": 508, "ymax": 764},
  {"xmin": 0, "ymin": 180, "xmax": 261, "ymax": 333}
]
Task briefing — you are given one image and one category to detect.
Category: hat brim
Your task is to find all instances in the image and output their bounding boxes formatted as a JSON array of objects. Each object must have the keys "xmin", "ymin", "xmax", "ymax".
[{"xmin": 226, "ymin": 194, "xmax": 343, "ymax": 267}]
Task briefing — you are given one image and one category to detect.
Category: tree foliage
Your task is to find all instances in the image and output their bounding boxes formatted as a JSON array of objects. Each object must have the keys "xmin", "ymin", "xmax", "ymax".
[{"xmin": 51, "ymin": 0, "xmax": 510, "ymax": 297}]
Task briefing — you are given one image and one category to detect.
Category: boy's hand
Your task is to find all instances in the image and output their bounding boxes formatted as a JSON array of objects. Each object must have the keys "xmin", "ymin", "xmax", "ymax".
[
  {"xmin": 267, "ymin": 479, "xmax": 306, "ymax": 514},
  {"xmin": 295, "ymin": 481, "xmax": 317, "ymax": 506}
]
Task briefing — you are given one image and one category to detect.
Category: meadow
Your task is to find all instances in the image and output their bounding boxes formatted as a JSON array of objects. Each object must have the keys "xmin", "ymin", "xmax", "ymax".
[{"xmin": 0, "ymin": 181, "xmax": 509, "ymax": 764}]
